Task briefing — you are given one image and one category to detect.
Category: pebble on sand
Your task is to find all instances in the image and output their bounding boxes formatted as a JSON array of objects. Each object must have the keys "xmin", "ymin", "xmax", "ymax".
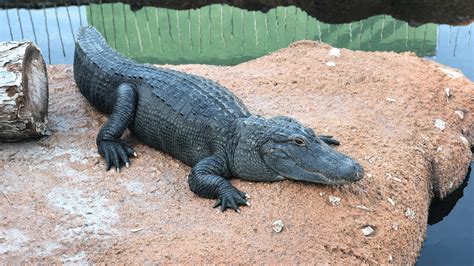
[
  {"xmin": 272, "ymin": 220, "xmax": 284, "ymax": 233},
  {"xmin": 434, "ymin": 119, "xmax": 446, "ymax": 130},
  {"xmin": 405, "ymin": 208, "xmax": 416, "ymax": 220},
  {"xmin": 329, "ymin": 48, "xmax": 341, "ymax": 57},
  {"xmin": 362, "ymin": 226, "xmax": 375, "ymax": 236},
  {"xmin": 328, "ymin": 196, "xmax": 341, "ymax": 206}
]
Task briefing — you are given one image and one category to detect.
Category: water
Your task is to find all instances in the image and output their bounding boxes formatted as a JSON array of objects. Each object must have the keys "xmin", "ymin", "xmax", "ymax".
[
  {"xmin": 0, "ymin": 2, "xmax": 473, "ymax": 263},
  {"xmin": 0, "ymin": 5, "xmax": 87, "ymax": 64},
  {"xmin": 417, "ymin": 164, "xmax": 473, "ymax": 265},
  {"xmin": 430, "ymin": 25, "xmax": 474, "ymax": 81},
  {"xmin": 1, "ymin": 4, "xmax": 472, "ymax": 80}
]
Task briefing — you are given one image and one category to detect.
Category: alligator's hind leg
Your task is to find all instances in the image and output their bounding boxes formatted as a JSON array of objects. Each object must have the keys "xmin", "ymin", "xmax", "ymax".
[
  {"xmin": 188, "ymin": 156, "xmax": 250, "ymax": 212},
  {"xmin": 97, "ymin": 83, "xmax": 137, "ymax": 172}
]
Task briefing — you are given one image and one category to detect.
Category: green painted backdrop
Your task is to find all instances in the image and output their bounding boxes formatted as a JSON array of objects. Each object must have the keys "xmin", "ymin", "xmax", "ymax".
[{"xmin": 87, "ymin": 4, "xmax": 437, "ymax": 65}]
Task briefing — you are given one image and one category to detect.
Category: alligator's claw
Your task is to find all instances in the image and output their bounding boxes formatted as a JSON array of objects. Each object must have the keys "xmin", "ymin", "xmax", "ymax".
[
  {"xmin": 214, "ymin": 186, "xmax": 249, "ymax": 213},
  {"xmin": 98, "ymin": 140, "xmax": 135, "ymax": 171},
  {"xmin": 320, "ymin": 135, "xmax": 340, "ymax": 146}
]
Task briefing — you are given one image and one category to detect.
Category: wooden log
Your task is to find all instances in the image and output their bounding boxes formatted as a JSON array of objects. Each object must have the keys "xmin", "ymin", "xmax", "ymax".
[{"xmin": 0, "ymin": 41, "xmax": 48, "ymax": 141}]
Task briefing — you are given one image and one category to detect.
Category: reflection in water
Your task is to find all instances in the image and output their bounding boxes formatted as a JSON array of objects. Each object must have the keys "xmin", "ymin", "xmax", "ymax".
[
  {"xmin": 429, "ymin": 24, "xmax": 474, "ymax": 81},
  {"xmin": 86, "ymin": 4, "xmax": 437, "ymax": 65},
  {"xmin": 4, "ymin": 0, "xmax": 474, "ymax": 26},
  {"xmin": 0, "ymin": 3, "xmax": 471, "ymax": 70},
  {"xmin": 427, "ymin": 167, "xmax": 470, "ymax": 225},
  {"xmin": 418, "ymin": 164, "xmax": 473, "ymax": 265},
  {"xmin": 0, "ymin": 5, "xmax": 86, "ymax": 64}
]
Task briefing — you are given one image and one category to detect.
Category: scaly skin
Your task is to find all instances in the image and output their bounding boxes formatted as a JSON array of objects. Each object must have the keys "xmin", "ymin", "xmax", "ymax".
[{"xmin": 74, "ymin": 26, "xmax": 364, "ymax": 212}]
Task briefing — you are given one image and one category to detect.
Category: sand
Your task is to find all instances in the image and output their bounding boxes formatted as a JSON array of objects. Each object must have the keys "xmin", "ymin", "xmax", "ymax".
[{"xmin": 0, "ymin": 41, "xmax": 472, "ymax": 264}]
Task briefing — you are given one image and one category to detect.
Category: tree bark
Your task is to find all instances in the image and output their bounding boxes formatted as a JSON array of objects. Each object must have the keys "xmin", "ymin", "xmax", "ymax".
[{"xmin": 0, "ymin": 41, "xmax": 48, "ymax": 141}]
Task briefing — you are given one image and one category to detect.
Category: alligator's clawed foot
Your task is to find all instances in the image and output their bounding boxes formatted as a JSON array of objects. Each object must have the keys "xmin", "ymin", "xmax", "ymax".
[
  {"xmin": 214, "ymin": 186, "xmax": 250, "ymax": 213},
  {"xmin": 98, "ymin": 140, "xmax": 136, "ymax": 171},
  {"xmin": 320, "ymin": 135, "xmax": 340, "ymax": 146}
]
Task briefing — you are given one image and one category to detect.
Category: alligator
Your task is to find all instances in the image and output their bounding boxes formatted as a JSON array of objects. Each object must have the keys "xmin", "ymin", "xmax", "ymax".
[{"xmin": 73, "ymin": 26, "xmax": 364, "ymax": 212}]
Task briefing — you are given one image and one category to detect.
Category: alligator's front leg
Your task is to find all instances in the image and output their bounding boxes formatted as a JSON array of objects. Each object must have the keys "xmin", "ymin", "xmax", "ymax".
[
  {"xmin": 97, "ymin": 83, "xmax": 137, "ymax": 171},
  {"xmin": 188, "ymin": 156, "xmax": 250, "ymax": 212}
]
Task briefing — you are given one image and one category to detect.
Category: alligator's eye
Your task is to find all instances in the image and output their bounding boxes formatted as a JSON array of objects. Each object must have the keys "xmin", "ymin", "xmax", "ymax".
[{"xmin": 293, "ymin": 138, "xmax": 306, "ymax": 146}]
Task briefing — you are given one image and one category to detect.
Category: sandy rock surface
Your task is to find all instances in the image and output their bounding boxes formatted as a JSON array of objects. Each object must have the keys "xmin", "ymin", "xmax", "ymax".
[{"xmin": 0, "ymin": 42, "xmax": 472, "ymax": 264}]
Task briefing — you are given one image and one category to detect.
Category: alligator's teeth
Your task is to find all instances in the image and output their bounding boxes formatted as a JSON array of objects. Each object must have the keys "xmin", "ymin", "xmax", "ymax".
[
  {"xmin": 126, "ymin": 162, "xmax": 130, "ymax": 168},
  {"xmin": 133, "ymin": 152, "xmax": 138, "ymax": 157}
]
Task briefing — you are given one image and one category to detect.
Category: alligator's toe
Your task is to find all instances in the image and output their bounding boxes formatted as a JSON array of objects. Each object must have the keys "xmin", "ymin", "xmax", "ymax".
[
  {"xmin": 238, "ymin": 190, "xmax": 250, "ymax": 199},
  {"xmin": 98, "ymin": 140, "xmax": 135, "ymax": 171},
  {"xmin": 214, "ymin": 188, "xmax": 249, "ymax": 213}
]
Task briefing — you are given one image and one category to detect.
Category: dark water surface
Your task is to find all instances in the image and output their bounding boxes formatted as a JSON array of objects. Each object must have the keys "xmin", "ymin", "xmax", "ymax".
[
  {"xmin": 0, "ymin": 1, "xmax": 473, "ymax": 263},
  {"xmin": 417, "ymin": 164, "xmax": 473, "ymax": 265}
]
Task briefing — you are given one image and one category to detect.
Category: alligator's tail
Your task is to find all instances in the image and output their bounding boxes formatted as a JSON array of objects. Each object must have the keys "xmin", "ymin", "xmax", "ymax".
[
  {"xmin": 74, "ymin": 26, "xmax": 132, "ymax": 114},
  {"xmin": 76, "ymin": 26, "xmax": 124, "ymax": 60}
]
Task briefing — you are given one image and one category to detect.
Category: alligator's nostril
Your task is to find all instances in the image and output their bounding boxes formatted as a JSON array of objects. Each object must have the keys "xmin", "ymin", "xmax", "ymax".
[
  {"xmin": 353, "ymin": 164, "xmax": 364, "ymax": 181},
  {"xmin": 354, "ymin": 172, "xmax": 362, "ymax": 181}
]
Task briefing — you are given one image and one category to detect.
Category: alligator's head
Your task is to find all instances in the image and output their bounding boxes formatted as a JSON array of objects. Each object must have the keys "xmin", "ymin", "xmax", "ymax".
[{"xmin": 231, "ymin": 115, "xmax": 364, "ymax": 185}]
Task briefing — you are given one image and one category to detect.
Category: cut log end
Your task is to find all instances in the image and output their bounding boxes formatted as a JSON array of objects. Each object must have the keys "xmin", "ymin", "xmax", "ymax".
[{"xmin": 0, "ymin": 41, "xmax": 48, "ymax": 142}]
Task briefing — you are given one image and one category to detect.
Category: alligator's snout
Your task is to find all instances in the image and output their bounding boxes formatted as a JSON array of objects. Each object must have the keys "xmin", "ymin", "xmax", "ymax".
[
  {"xmin": 344, "ymin": 160, "xmax": 364, "ymax": 181},
  {"xmin": 309, "ymin": 155, "xmax": 365, "ymax": 185}
]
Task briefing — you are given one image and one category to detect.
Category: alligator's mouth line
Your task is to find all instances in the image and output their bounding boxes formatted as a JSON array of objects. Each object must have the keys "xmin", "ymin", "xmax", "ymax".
[
  {"xmin": 273, "ymin": 154, "xmax": 360, "ymax": 185},
  {"xmin": 281, "ymin": 167, "xmax": 351, "ymax": 185},
  {"xmin": 291, "ymin": 159, "xmax": 353, "ymax": 185},
  {"xmin": 303, "ymin": 167, "xmax": 358, "ymax": 185}
]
